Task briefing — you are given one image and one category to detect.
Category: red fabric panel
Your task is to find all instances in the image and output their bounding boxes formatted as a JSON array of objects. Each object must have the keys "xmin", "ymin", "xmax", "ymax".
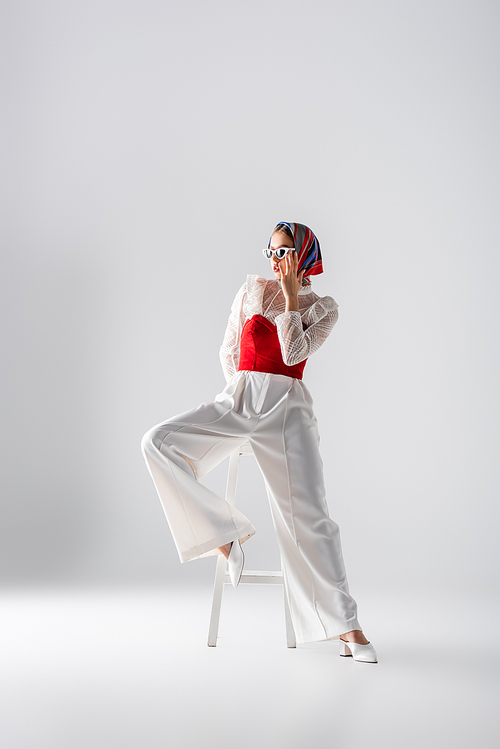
[{"xmin": 238, "ymin": 314, "xmax": 307, "ymax": 380}]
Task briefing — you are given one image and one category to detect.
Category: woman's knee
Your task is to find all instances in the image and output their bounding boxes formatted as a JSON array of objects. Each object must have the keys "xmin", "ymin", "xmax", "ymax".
[{"xmin": 141, "ymin": 424, "xmax": 172, "ymax": 455}]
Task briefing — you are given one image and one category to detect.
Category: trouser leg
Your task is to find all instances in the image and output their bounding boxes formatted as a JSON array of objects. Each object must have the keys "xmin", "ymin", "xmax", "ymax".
[
  {"xmin": 250, "ymin": 378, "xmax": 362, "ymax": 645},
  {"xmin": 141, "ymin": 391, "xmax": 257, "ymax": 563}
]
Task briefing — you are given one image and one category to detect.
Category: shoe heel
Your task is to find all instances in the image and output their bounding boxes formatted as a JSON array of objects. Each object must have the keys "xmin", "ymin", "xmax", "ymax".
[
  {"xmin": 339, "ymin": 640, "xmax": 352, "ymax": 657},
  {"xmin": 227, "ymin": 539, "xmax": 244, "ymax": 588}
]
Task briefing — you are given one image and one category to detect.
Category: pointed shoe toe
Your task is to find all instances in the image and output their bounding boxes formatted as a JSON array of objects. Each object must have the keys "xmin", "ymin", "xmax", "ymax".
[
  {"xmin": 227, "ymin": 540, "xmax": 244, "ymax": 588},
  {"xmin": 339, "ymin": 639, "xmax": 378, "ymax": 663}
]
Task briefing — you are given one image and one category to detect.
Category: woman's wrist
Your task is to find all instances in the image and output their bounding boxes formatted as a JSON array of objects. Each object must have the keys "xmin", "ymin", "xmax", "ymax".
[{"xmin": 284, "ymin": 294, "xmax": 299, "ymax": 312}]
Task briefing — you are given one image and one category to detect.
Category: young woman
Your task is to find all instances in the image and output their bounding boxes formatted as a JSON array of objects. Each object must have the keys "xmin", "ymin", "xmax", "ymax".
[{"xmin": 141, "ymin": 221, "xmax": 378, "ymax": 663}]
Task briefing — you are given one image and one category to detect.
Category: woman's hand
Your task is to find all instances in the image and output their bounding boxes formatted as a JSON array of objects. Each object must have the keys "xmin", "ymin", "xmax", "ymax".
[{"xmin": 279, "ymin": 251, "xmax": 304, "ymax": 311}]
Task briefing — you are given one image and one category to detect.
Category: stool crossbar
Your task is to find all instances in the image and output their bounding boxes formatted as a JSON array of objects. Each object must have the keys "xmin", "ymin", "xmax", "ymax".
[{"xmin": 207, "ymin": 441, "xmax": 296, "ymax": 648}]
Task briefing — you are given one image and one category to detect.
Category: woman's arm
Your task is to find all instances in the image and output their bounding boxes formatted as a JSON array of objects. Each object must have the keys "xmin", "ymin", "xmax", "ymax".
[
  {"xmin": 276, "ymin": 249, "xmax": 339, "ymax": 365},
  {"xmin": 219, "ymin": 281, "xmax": 247, "ymax": 382},
  {"xmin": 275, "ymin": 301, "xmax": 339, "ymax": 366}
]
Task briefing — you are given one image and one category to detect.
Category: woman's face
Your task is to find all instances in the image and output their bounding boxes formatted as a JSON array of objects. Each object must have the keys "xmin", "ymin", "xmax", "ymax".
[{"xmin": 269, "ymin": 231, "xmax": 295, "ymax": 280}]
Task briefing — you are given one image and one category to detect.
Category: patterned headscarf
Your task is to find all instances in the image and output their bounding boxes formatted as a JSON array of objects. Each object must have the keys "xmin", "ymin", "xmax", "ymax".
[{"xmin": 268, "ymin": 222, "xmax": 323, "ymax": 282}]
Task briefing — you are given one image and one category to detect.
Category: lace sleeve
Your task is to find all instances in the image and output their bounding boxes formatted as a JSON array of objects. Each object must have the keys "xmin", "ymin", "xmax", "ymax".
[
  {"xmin": 275, "ymin": 298, "xmax": 339, "ymax": 366},
  {"xmin": 219, "ymin": 281, "xmax": 247, "ymax": 382}
]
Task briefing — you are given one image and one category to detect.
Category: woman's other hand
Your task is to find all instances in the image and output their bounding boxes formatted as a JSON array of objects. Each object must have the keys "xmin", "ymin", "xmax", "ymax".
[{"xmin": 279, "ymin": 251, "xmax": 304, "ymax": 311}]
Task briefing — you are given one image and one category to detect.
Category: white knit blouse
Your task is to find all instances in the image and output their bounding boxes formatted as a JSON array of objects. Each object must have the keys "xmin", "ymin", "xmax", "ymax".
[{"xmin": 219, "ymin": 274, "xmax": 339, "ymax": 383}]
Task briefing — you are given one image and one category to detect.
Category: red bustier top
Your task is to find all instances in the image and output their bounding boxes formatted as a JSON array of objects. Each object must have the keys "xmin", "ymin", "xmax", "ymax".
[{"xmin": 237, "ymin": 314, "xmax": 307, "ymax": 380}]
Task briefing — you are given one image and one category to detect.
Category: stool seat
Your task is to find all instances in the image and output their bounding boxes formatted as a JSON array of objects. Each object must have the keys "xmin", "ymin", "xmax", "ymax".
[{"xmin": 207, "ymin": 440, "xmax": 296, "ymax": 648}]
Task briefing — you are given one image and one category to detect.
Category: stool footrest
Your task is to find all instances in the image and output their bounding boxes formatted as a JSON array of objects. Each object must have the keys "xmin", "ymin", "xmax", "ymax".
[{"xmin": 223, "ymin": 569, "xmax": 284, "ymax": 584}]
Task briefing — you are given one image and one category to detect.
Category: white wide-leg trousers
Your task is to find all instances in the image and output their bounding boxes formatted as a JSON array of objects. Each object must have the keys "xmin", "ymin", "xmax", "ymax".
[{"xmin": 140, "ymin": 370, "xmax": 362, "ymax": 644}]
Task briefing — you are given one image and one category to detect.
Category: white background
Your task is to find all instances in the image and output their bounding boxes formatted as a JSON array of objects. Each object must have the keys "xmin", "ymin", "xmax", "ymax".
[{"xmin": 2, "ymin": 3, "xmax": 500, "ymax": 748}]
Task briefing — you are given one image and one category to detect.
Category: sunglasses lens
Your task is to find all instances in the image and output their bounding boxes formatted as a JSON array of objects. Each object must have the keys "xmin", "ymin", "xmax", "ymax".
[
  {"xmin": 264, "ymin": 249, "xmax": 273, "ymax": 258},
  {"xmin": 275, "ymin": 249, "xmax": 287, "ymax": 259}
]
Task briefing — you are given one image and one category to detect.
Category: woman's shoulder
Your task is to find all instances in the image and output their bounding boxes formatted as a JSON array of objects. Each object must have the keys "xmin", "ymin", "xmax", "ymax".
[
  {"xmin": 302, "ymin": 291, "xmax": 339, "ymax": 321},
  {"xmin": 244, "ymin": 274, "xmax": 274, "ymax": 292},
  {"xmin": 239, "ymin": 274, "xmax": 275, "ymax": 316},
  {"xmin": 316, "ymin": 293, "xmax": 339, "ymax": 312},
  {"xmin": 244, "ymin": 274, "xmax": 276, "ymax": 300}
]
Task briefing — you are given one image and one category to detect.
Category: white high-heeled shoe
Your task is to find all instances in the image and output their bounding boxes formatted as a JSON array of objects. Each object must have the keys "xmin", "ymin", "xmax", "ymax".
[
  {"xmin": 339, "ymin": 638, "xmax": 378, "ymax": 663},
  {"xmin": 227, "ymin": 539, "xmax": 244, "ymax": 588}
]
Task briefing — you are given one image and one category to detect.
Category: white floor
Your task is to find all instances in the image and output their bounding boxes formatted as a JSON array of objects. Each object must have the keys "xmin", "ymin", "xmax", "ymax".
[{"xmin": 0, "ymin": 584, "xmax": 498, "ymax": 749}]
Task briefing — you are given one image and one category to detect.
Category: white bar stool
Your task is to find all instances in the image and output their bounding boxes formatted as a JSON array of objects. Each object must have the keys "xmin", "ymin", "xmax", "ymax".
[{"xmin": 207, "ymin": 440, "xmax": 296, "ymax": 648}]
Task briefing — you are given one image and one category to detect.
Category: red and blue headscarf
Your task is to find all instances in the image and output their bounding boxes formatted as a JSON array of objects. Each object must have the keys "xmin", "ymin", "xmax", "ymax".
[{"xmin": 268, "ymin": 222, "xmax": 323, "ymax": 283}]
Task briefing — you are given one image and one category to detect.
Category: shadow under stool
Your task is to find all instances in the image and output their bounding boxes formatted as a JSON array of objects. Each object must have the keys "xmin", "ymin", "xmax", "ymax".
[{"xmin": 207, "ymin": 440, "xmax": 296, "ymax": 649}]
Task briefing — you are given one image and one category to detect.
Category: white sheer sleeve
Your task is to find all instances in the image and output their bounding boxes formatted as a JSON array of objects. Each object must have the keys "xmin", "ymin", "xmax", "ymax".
[
  {"xmin": 219, "ymin": 281, "xmax": 247, "ymax": 382},
  {"xmin": 274, "ymin": 298, "xmax": 339, "ymax": 366}
]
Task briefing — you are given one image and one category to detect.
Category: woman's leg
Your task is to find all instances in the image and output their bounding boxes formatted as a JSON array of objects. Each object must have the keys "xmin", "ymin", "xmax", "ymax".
[
  {"xmin": 249, "ymin": 377, "xmax": 363, "ymax": 645},
  {"xmin": 141, "ymin": 392, "xmax": 256, "ymax": 563}
]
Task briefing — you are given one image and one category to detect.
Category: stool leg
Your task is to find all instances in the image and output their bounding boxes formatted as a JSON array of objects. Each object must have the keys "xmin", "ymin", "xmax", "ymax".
[
  {"xmin": 282, "ymin": 573, "xmax": 297, "ymax": 648},
  {"xmin": 207, "ymin": 448, "xmax": 243, "ymax": 646},
  {"xmin": 207, "ymin": 554, "xmax": 227, "ymax": 646}
]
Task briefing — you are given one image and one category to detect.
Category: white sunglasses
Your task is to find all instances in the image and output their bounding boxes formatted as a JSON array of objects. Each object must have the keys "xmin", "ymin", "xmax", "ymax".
[{"xmin": 262, "ymin": 247, "xmax": 296, "ymax": 260}]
